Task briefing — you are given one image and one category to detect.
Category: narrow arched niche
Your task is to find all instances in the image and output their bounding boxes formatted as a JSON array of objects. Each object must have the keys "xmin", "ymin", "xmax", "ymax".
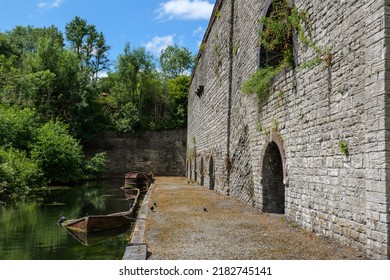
[
  {"xmin": 209, "ymin": 156, "xmax": 215, "ymax": 190},
  {"xmin": 259, "ymin": 131, "xmax": 288, "ymax": 214},
  {"xmin": 200, "ymin": 157, "xmax": 204, "ymax": 186},
  {"xmin": 261, "ymin": 141, "xmax": 285, "ymax": 213}
]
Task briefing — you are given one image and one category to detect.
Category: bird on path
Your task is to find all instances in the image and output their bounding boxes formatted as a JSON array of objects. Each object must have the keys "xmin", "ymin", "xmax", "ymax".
[
  {"xmin": 203, "ymin": 207, "xmax": 208, "ymax": 212},
  {"xmin": 150, "ymin": 206, "xmax": 155, "ymax": 212}
]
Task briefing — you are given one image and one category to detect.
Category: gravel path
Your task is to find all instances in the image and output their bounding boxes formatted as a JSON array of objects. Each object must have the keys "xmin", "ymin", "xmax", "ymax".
[{"xmin": 144, "ymin": 177, "xmax": 366, "ymax": 260}]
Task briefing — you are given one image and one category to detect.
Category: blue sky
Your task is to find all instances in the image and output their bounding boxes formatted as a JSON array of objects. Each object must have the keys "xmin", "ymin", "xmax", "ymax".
[{"xmin": 0, "ymin": 0, "xmax": 215, "ymax": 64}]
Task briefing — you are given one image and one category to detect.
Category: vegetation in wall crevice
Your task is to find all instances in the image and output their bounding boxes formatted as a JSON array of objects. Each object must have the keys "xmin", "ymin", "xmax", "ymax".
[{"xmin": 242, "ymin": 0, "xmax": 333, "ymax": 102}]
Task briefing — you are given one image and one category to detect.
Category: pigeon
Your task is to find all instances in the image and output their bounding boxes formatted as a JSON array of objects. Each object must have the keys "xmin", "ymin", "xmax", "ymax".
[
  {"xmin": 150, "ymin": 206, "xmax": 155, "ymax": 212},
  {"xmin": 203, "ymin": 207, "xmax": 208, "ymax": 212}
]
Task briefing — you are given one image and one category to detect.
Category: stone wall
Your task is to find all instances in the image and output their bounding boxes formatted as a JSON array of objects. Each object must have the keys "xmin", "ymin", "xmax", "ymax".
[
  {"xmin": 90, "ymin": 129, "xmax": 187, "ymax": 176},
  {"xmin": 187, "ymin": 0, "xmax": 390, "ymax": 259}
]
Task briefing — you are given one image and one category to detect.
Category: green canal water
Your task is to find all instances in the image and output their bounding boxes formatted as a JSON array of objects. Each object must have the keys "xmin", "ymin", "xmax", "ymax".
[{"xmin": 0, "ymin": 177, "xmax": 136, "ymax": 260}]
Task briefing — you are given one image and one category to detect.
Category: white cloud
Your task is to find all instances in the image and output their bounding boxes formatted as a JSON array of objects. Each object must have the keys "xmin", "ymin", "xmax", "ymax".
[
  {"xmin": 38, "ymin": 0, "xmax": 64, "ymax": 10},
  {"xmin": 145, "ymin": 35, "xmax": 175, "ymax": 56},
  {"xmin": 157, "ymin": 0, "xmax": 214, "ymax": 21}
]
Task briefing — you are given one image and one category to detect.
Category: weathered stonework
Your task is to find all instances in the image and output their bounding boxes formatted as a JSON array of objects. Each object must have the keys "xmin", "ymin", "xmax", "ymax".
[
  {"xmin": 187, "ymin": 0, "xmax": 390, "ymax": 259},
  {"xmin": 89, "ymin": 129, "xmax": 186, "ymax": 176}
]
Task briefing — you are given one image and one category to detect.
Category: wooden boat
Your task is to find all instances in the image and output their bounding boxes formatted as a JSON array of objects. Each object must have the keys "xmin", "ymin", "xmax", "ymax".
[
  {"xmin": 64, "ymin": 224, "xmax": 132, "ymax": 246},
  {"xmin": 124, "ymin": 171, "xmax": 153, "ymax": 187},
  {"xmin": 60, "ymin": 188, "xmax": 140, "ymax": 233}
]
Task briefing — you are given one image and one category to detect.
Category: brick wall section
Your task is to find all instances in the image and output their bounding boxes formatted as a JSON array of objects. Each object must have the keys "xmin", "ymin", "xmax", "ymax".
[
  {"xmin": 89, "ymin": 130, "xmax": 186, "ymax": 176},
  {"xmin": 188, "ymin": 0, "xmax": 390, "ymax": 259}
]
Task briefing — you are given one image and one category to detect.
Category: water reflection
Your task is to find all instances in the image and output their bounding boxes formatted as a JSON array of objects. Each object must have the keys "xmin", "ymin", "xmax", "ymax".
[{"xmin": 0, "ymin": 177, "xmax": 132, "ymax": 260}]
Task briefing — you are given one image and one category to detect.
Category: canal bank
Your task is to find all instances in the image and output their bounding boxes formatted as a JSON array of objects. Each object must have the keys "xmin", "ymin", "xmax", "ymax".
[{"xmin": 138, "ymin": 177, "xmax": 366, "ymax": 260}]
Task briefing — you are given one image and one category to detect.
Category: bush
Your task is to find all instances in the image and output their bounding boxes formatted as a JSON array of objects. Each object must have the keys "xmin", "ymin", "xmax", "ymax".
[
  {"xmin": 0, "ymin": 105, "xmax": 38, "ymax": 151},
  {"xmin": 82, "ymin": 152, "xmax": 107, "ymax": 180},
  {"xmin": 0, "ymin": 147, "xmax": 42, "ymax": 201},
  {"xmin": 30, "ymin": 120, "xmax": 83, "ymax": 184},
  {"xmin": 113, "ymin": 102, "xmax": 140, "ymax": 133}
]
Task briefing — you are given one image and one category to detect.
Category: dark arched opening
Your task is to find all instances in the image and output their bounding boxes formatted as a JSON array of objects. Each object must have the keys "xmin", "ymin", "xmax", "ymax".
[
  {"xmin": 189, "ymin": 160, "xmax": 192, "ymax": 182},
  {"xmin": 262, "ymin": 142, "xmax": 285, "ymax": 214},
  {"xmin": 209, "ymin": 156, "xmax": 215, "ymax": 190},
  {"xmin": 194, "ymin": 158, "xmax": 197, "ymax": 183},
  {"xmin": 200, "ymin": 157, "xmax": 204, "ymax": 186}
]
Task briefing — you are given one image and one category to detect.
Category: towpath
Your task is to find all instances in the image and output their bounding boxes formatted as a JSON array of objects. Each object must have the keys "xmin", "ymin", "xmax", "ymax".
[{"xmin": 143, "ymin": 177, "xmax": 365, "ymax": 260}]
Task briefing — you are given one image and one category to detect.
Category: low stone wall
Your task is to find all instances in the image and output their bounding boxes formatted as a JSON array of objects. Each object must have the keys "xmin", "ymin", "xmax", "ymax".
[{"xmin": 89, "ymin": 129, "xmax": 187, "ymax": 176}]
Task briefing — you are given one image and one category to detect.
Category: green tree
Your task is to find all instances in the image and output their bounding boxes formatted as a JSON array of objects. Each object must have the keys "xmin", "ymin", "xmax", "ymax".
[
  {"xmin": 65, "ymin": 16, "xmax": 110, "ymax": 80},
  {"xmin": 99, "ymin": 43, "xmax": 157, "ymax": 132},
  {"xmin": 5, "ymin": 25, "xmax": 63, "ymax": 58},
  {"xmin": 159, "ymin": 45, "xmax": 194, "ymax": 78},
  {"xmin": 166, "ymin": 75, "xmax": 190, "ymax": 128},
  {"xmin": 65, "ymin": 16, "xmax": 88, "ymax": 59}
]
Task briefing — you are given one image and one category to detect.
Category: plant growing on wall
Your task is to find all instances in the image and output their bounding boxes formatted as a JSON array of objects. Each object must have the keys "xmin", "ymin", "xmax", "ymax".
[
  {"xmin": 215, "ymin": 9, "xmax": 221, "ymax": 19},
  {"xmin": 233, "ymin": 43, "xmax": 239, "ymax": 56},
  {"xmin": 242, "ymin": 0, "xmax": 332, "ymax": 101},
  {"xmin": 339, "ymin": 140, "xmax": 348, "ymax": 155}
]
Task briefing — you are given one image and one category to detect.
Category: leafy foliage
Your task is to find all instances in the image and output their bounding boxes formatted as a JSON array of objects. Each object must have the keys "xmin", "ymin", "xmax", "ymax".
[
  {"xmin": 65, "ymin": 16, "xmax": 110, "ymax": 80},
  {"xmin": 99, "ymin": 43, "xmax": 193, "ymax": 132},
  {"xmin": 0, "ymin": 106, "xmax": 38, "ymax": 150},
  {"xmin": 243, "ymin": 0, "xmax": 329, "ymax": 101},
  {"xmin": 160, "ymin": 45, "xmax": 194, "ymax": 78},
  {"xmin": 0, "ymin": 147, "xmax": 42, "ymax": 201},
  {"xmin": 242, "ymin": 50, "xmax": 292, "ymax": 100},
  {"xmin": 339, "ymin": 140, "xmax": 349, "ymax": 155},
  {"xmin": 82, "ymin": 152, "xmax": 107, "ymax": 180},
  {"xmin": 30, "ymin": 120, "xmax": 83, "ymax": 184},
  {"xmin": 259, "ymin": 0, "xmax": 297, "ymax": 54}
]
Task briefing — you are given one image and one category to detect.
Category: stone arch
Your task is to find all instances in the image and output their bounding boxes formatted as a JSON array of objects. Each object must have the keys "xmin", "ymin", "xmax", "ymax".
[
  {"xmin": 194, "ymin": 158, "xmax": 197, "ymax": 183},
  {"xmin": 259, "ymin": 131, "xmax": 287, "ymax": 214},
  {"xmin": 189, "ymin": 160, "xmax": 192, "ymax": 182},
  {"xmin": 208, "ymin": 155, "xmax": 215, "ymax": 190},
  {"xmin": 200, "ymin": 157, "xmax": 204, "ymax": 186}
]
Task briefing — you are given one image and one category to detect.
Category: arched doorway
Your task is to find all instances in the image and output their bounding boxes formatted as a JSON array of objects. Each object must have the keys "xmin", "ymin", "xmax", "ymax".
[
  {"xmin": 194, "ymin": 158, "xmax": 197, "ymax": 183},
  {"xmin": 209, "ymin": 156, "xmax": 215, "ymax": 190},
  {"xmin": 189, "ymin": 160, "xmax": 192, "ymax": 182},
  {"xmin": 261, "ymin": 141, "xmax": 285, "ymax": 214},
  {"xmin": 200, "ymin": 157, "xmax": 204, "ymax": 186}
]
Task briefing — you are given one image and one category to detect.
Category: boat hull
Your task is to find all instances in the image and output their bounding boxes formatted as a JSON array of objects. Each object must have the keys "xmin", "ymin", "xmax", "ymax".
[
  {"xmin": 125, "ymin": 171, "xmax": 153, "ymax": 187},
  {"xmin": 61, "ymin": 214, "xmax": 134, "ymax": 233},
  {"xmin": 61, "ymin": 188, "xmax": 140, "ymax": 234},
  {"xmin": 64, "ymin": 224, "xmax": 131, "ymax": 246}
]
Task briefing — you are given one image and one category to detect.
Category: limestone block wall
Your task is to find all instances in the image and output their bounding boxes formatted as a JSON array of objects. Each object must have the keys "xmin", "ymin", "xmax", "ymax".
[
  {"xmin": 187, "ymin": 0, "xmax": 390, "ymax": 259},
  {"xmin": 187, "ymin": 0, "xmax": 232, "ymax": 193},
  {"xmin": 89, "ymin": 129, "xmax": 187, "ymax": 176}
]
